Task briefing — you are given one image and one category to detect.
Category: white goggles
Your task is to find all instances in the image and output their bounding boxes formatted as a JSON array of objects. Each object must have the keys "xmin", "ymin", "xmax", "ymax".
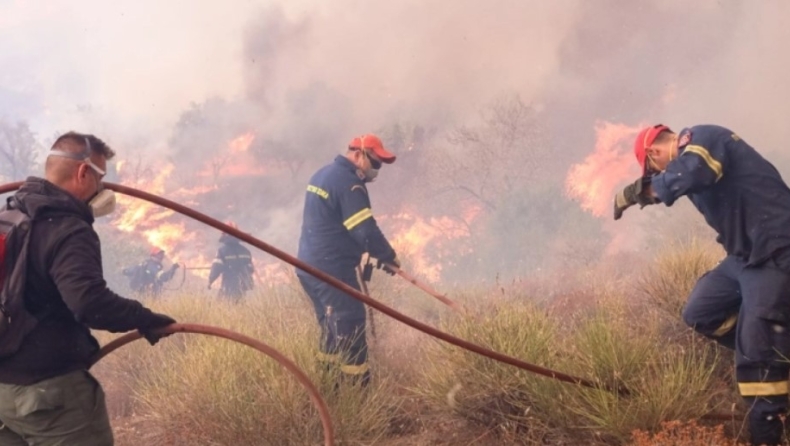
[{"xmin": 48, "ymin": 137, "xmax": 106, "ymax": 176}]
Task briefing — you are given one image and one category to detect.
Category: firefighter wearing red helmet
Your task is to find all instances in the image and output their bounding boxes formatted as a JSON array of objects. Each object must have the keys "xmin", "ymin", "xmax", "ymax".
[
  {"xmin": 296, "ymin": 134, "xmax": 400, "ymax": 386},
  {"xmin": 614, "ymin": 124, "xmax": 790, "ymax": 445},
  {"xmin": 122, "ymin": 247, "xmax": 179, "ymax": 298}
]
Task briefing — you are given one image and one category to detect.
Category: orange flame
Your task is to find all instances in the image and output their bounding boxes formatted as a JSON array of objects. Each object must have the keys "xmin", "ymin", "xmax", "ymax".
[
  {"xmin": 197, "ymin": 132, "xmax": 274, "ymax": 178},
  {"xmin": 113, "ymin": 163, "xmax": 178, "ymax": 250},
  {"xmin": 109, "ymin": 131, "xmax": 483, "ymax": 287},
  {"xmin": 384, "ymin": 209, "xmax": 476, "ymax": 283},
  {"xmin": 108, "ymin": 132, "xmax": 294, "ymax": 286},
  {"xmin": 228, "ymin": 132, "xmax": 255, "ymax": 154},
  {"xmin": 565, "ymin": 121, "xmax": 643, "ymax": 217}
]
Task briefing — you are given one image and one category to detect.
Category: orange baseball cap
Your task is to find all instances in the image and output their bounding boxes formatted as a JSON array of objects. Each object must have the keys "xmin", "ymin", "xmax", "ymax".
[{"xmin": 348, "ymin": 134, "xmax": 396, "ymax": 164}]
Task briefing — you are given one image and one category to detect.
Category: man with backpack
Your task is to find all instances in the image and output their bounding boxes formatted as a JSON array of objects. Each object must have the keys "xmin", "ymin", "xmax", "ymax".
[{"xmin": 0, "ymin": 131, "xmax": 176, "ymax": 445}]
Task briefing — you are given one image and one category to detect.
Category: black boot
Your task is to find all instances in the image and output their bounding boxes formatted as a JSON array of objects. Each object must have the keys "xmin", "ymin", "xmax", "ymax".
[{"xmin": 749, "ymin": 407, "xmax": 786, "ymax": 445}]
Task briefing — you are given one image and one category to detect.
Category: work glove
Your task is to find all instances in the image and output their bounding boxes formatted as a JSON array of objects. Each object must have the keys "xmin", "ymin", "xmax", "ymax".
[
  {"xmin": 171, "ymin": 263, "xmax": 180, "ymax": 271},
  {"xmin": 139, "ymin": 312, "xmax": 176, "ymax": 346},
  {"xmin": 613, "ymin": 177, "xmax": 660, "ymax": 221},
  {"xmin": 376, "ymin": 255, "xmax": 401, "ymax": 276}
]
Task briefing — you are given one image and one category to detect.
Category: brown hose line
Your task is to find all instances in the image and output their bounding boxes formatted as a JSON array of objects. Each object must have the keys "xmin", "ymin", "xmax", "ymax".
[
  {"xmin": 0, "ymin": 180, "xmax": 622, "ymax": 395},
  {"xmin": 90, "ymin": 323, "xmax": 334, "ymax": 446},
  {"xmin": 0, "ymin": 181, "xmax": 747, "ymax": 421},
  {"xmin": 393, "ymin": 268, "xmax": 464, "ymax": 312},
  {"xmin": 113, "ymin": 182, "xmax": 625, "ymax": 394}
]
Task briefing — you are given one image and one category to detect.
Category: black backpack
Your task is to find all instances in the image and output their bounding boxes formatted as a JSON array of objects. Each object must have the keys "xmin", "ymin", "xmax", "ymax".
[{"xmin": 0, "ymin": 199, "xmax": 37, "ymax": 358}]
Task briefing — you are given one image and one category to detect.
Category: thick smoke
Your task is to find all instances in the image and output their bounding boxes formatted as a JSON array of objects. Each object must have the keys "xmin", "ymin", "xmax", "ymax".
[{"xmin": 2, "ymin": 1, "xmax": 789, "ymax": 285}]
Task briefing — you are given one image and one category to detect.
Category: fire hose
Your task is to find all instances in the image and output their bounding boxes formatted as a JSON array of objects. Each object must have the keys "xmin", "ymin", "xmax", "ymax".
[
  {"xmin": 90, "ymin": 323, "xmax": 334, "ymax": 446},
  {"xmin": 393, "ymin": 268, "xmax": 465, "ymax": 313},
  {"xmin": 161, "ymin": 263, "xmax": 187, "ymax": 291},
  {"xmin": 0, "ymin": 181, "xmax": 741, "ymax": 420},
  {"xmin": 102, "ymin": 182, "xmax": 624, "ymax": 395},
  {"xmin": 0, "ymin": 181, "xmax": 621, "ymax": 394},
  {"xmin": 162, "ymin": 266, "xmax": 211, "ymax": 291}
]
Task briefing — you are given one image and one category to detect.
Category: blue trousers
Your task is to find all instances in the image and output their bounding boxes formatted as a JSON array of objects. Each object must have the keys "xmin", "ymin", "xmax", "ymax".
[
  {"xmin": 682, "ymin": 255, "xmax": 790, "ymax": 445},
  {"xmin": 296, "ymin": 270, "xmax": 369, "ymax": 381}
]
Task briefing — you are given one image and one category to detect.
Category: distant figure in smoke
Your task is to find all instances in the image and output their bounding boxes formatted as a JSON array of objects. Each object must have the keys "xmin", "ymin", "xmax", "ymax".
[
  {"xmin": 208, "ymin": 221, "xmax": 255, "ymax": 301},
  {"xmin": 614, "ymin": 124, "xmax": 790, "ymax": 446},
  {"xmin": 122, "ymin": 247, "xmax": 180, "ymax": 298},
  {"xmin": 296, "ymin": 134, "xmax": 401, "ymax": 387}
]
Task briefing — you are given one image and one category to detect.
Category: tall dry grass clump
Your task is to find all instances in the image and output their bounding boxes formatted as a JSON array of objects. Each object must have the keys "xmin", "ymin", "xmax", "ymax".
[
  {"xmin": 638, "ymin": 237, "xmax": 723, "ymax": 318},
  {"xmin": 636, "ymin": 236, "xmax": 736, "ymax": 405},
  {"xmin": 94, "ymin": 285, "xmax": 400, "ymax": 446},
  {"xmin": 415, "ymin": 283, "xmax": 729, "ymax": 444}
]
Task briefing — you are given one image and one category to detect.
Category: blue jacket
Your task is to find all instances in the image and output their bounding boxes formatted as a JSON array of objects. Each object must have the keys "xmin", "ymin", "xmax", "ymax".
[
  {"xmin": 209, "ymin": 234, "xmax": 255, "ymax": 295},
  {"xmin": 297, "ymin": 156, "xmax": 396, "ymax": 274},
  {"xmin": 651, "ymin": 124, "xmax": 790, "ymax": 266}
]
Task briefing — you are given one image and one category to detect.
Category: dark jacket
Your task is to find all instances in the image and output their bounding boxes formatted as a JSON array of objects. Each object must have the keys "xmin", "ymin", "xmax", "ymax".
[
  {"xmin": 297, "ymin": 156, "xmax": 396, "ymax": 274},
  {"xmin": 208, "ymin": 234, "xmax": 254, "ymax": 297},
  {"xmin": 651, "ymin": 125, "xmax": 790, "ymax": 267},
  {"xmin": 0, "ymin": 178, "xmax": 167, "ymax": 385}
]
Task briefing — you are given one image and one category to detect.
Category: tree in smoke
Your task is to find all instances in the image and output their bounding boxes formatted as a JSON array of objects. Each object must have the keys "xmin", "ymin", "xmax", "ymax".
[
  {"xmin": 421, "ymin": 94, "xmax": 605, "ymax": 279},
  {"xmin": 168, "ymin": 98, "xmax": 259, "ymax": 186},
  {"xmin": 0, "ymin": 120, "xmax": 40, "ymax": 181},
  {"xmin": 249, "ymin": 82, "xmax": 352, "ymax": 179},
  {"xmin": 431, "ymin": 94, "xmax": 551, "ymax": 212}
]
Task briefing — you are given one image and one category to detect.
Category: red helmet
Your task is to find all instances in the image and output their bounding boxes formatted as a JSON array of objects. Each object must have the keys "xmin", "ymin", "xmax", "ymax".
[
  {"xmin": 634, "ymin": 124, "xmax": 670, "ymax": 173},
  {"xmin": 150, "ymin": 247, "xmax": 164, "ymax": 256},
  {"xmin": 348, "ymin": 134, "xmax": 396, "ymax": 164}
]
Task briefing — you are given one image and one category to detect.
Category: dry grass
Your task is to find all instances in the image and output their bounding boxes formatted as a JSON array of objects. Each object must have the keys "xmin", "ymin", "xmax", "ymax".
[
  {"xmin": 412, "ymin": 238, "xmax": 741, "ymax": 445},
  {"xmin": 413, "ymin": 288, "xmax": 728, "ymax": 445},
  {"xmin": 637, "ymin": 237, "xmax": 723, "ymax": 318},
  {"xmin": 94, "ymin": 285, "xmax": 401, "ymax": 445},
  {"xmin": 90, "ymin": 239, "xmax": 750, "ymax": 445}
]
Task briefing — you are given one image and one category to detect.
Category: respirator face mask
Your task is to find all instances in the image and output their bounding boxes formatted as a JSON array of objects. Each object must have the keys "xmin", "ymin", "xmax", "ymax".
[
  {"xmin": 48, "ymin": 137, "xmax": 117, "ymax": 218},
  {"xmin": 360, "ymin": 150, "xmax": 382, "ymax": 183},
  {"xmin": 87, "ymin": 185, "xmax": 116, "ymax": 218}
]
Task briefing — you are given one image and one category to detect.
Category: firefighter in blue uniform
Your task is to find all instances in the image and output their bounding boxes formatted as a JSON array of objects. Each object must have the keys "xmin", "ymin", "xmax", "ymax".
[
  {"xmin": 297, "ymin": 134, "xmax": 400, "ymax": 386},
  {"xmin": 122, "ymin": 247, "xmax": 179, "ymax": 298},
  {"xmin": 614, "ymin": 124, "xmax": 790, "ymax": 445},
  {"xmin": 208, "ymin": 222, "xmax": 255, "ymax": 301}
]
